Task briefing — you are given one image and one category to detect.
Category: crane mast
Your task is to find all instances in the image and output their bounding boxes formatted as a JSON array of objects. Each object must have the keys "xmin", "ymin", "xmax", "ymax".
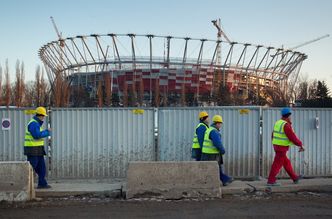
[{"xmin": 211, "ymin": 18, "xmax": 231, "ymax": 66}]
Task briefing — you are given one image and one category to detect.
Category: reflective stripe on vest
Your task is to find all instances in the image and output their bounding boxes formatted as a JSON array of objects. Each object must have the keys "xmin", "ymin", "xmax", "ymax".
[
  {"xmin": 202, "ymin": 127, "xmax": 220, "ymax": 154},
  {"xmin": 272, "ymin": 119, "xmax": 292, "ymax": 146},
  {"xmin": 192, "ymin": 123, "xmax": 208, "ymax": 149},
  {"xmin": 24, "ymin": 119, "xmax": 44, "ymax": 147}
]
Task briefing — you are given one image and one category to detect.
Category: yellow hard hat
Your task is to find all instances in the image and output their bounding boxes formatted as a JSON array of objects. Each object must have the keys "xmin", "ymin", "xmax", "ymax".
[
  {"xmin": 35, "ymin": 107, "xmax": 48, "ymax": 116},
  {"xmin": 212, "ymin": 115, "xmax": 223, "ymax": 123},
  {"xmin": 198, "ymin": 111, "xmax": 209, "ymax": 119}
]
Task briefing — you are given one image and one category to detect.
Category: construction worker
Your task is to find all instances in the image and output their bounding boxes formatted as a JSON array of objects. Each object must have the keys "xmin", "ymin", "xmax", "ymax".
[
  {"xmin": 267, "ymin": 107, "xmax": 305, "ymax": 186},
  {"xmin": 201, "ymin": 115, "xmax": 233, "ymax": 186},
  {"xmin": 192, "ymin": 111, "xmax": 209, "ymax": 161},
  {"xmin": 24, "ymin": 107, "xmax": 52, "ymax": 189}
]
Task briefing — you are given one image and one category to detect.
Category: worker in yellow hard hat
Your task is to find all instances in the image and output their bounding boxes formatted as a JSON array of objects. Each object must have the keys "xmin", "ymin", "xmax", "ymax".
[
  {"xmin": 201, "ymin": 115, "xmax": 233, "ymax": 186},
  {"xmin": 24, "ymin": 107, "xmax": 52, "ymax": 189},
  {"xmin": 191, "ymin": 111, "xmax": 209, "ymax": 161}
]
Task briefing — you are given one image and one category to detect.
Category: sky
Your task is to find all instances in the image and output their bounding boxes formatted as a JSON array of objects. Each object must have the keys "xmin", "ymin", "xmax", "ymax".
[{"xmin": 0, "ymin": 0, "xmax": 331, "ymax": 89}]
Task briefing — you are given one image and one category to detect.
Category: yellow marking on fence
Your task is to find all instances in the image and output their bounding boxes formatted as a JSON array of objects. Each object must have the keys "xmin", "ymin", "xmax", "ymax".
[
  {"xmin": 239, "ymin": 109, "xmax": 250, "ymax": 115},
  {"xmin": 24, "ymin": 109, "xmax": 36, "ymax": 115},
  {"xmin": 132, "ymin": 109, "xmax": 145, "ymax": 115}
]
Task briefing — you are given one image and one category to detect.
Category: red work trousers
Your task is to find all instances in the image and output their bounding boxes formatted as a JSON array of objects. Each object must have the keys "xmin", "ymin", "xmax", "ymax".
[{"xmin": 267, "ymin": 146, "xmax": 298, "ymax": 183}]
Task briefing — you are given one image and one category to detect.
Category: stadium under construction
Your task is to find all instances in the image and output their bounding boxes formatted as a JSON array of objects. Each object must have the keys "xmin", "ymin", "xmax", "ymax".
[{"xmin": 39, "ymin": 19, "xmax": 309, "ymax": 106}]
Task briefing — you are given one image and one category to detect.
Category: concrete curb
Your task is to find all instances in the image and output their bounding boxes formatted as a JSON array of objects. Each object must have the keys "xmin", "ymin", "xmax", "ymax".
[
  {"xmin": 222, "ymin": 178, "xmax": 332, "ymax": 194},
  {"xmin": 36, "ymin": 182, "xmax": 124, "ymax": 198},
  {"xmin": 33, "ymin": 178, "xmax": 332, "ymax": 199}
]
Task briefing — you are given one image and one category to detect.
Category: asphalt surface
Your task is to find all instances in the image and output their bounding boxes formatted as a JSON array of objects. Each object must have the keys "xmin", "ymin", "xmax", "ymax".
[
  {"xmin": 2, "ymin": 177, "xmax": 332, "ymax": 218},
  {"xmin": 1, "ymin": 192, "xmax": 332, "ymax": 218}
]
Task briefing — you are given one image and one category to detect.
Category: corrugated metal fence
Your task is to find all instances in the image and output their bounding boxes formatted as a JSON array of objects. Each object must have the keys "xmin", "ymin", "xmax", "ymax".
[
  {"xmin": 50, "ymin": 108, "xmax": 155, "ymax": 178},
  {"xmin": 262, "ymin": 108, "xmax": 332, "ymax": 177},
  {"xmin": 0, "ymin": 108, "xmax": 36, "ymax": 161},
  {"xmin": 158, "ymin": 107, "xmax": 261, "ymax": 178},
  {"xmin": 1, "ymin": 107, "xmax": 331, "ymax": 179}
]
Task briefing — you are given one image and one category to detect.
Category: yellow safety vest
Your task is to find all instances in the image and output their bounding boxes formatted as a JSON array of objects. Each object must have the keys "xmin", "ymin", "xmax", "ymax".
[
  {"xmin": 192, "ymin": 123, "xmax": 208, "ymax": 149},
  {"xmin": 202, "ymin": 127, "xmax": 220, "ymax": 154},
  {"xmin": 272, "ymin": 119, "xmax": 292, "ymax": 146},
  {"xmin": 24, "ymin": 119, "xmax": 44, "ymax": 147}
]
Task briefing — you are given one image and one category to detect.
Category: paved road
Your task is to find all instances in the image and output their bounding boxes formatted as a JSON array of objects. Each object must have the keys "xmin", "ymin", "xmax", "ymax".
[{"xmin": 1, "ymin": 192, "xmax": 332, "ymax": 218}]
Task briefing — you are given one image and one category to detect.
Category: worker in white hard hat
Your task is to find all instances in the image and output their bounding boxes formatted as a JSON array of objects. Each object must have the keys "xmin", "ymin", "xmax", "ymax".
[
  {"xmin": 24, "ymin": 107, "xmax": 52, "ymax": 189},
  {"xmin": 191, "ymin": 111, "xmax": 209, "ymax": 161},
  {"xmin": 201, "ymin": 115, "xmax": 233, "ymax": 186}
]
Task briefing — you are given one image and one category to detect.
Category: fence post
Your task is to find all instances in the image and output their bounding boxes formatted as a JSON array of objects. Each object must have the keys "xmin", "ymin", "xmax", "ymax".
[
  {"xmin": 258, "ymin": 106, "xmax": 263, "ymax": 179},
  {"xmin": 154, "ymin": 108, "xmax": 159, "ymax": 161}
]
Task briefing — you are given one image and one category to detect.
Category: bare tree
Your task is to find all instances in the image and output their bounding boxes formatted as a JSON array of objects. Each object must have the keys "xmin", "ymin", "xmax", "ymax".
[
  {"xmin": 308, "ymin": 79, "xmax": 318, "ymax": 100},
  {"xmin": 4, "ymin": 60, "xmax": 12, "ymax": 107},
  {"xmin": 51, "ymin": 68, "xmax": 70, "ymax": 107},
  {"xmin": 14, "ymin": 60, "xmax": 25, "ymax": 107},
  {"xmin": 0, "ymin": 64, "xmax": 2, "ymax": 105},
  {"xmin": 20, "ymin": 62, "xmax": 26, "ymax": 106},
  {"xmin": 97, "ymin": 79, "xmax": 103, "ymax": 107},
  {"xmin": 34, "ymin": 66, "xmax": 42, "ymax": 106},
  {"xmin": 123, "ymin": 81, "xmax": 128, "ymax": 107},
  {"xmin": 34, "ymin": 66, "xmax": 49, "ymax": 107},
  {"xmin": 297, "ymin": 81, "xmax": 309, "ymax": 100},
  {"xmin": 24, "ymin": 81, "xmax": 35, "ymax": 106},
  {"xmin": 104, "ymin": 74, "xmax": 111, "ymax": 106},
  {"xmin": 40, "ymin": 68, "xmax": 49, "ymax": 106},
  {"xmin": 53, "ymin": 74, "xmax": 61, "ymax": 107},
  {"xmin": 138, "ymin": 78, "xmax": 144, "ymax": 106},
  {"xmin": 263, "ymin": 87, "xmax": 288, "ymax": 106}
]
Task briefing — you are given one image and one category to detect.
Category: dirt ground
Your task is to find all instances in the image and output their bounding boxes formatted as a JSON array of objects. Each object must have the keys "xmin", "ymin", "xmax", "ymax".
[{"xmin": 1, "ymin": 192, "xmax": 332, "ymax": 218}]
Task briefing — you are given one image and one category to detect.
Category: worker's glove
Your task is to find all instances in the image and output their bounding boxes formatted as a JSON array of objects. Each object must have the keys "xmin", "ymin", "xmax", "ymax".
[{"xmin": 298, "ymin": 147, "xmax": 305, "ymax": 152}]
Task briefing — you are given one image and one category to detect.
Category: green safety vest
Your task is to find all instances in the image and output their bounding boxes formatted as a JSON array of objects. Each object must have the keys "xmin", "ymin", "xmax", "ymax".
[
  {"xmin": 202, "ymin": 127, "xmax": 220, "ymax": 154},
  {"xmin": 24, "ymin": 119, "xmax": 44, "ymax": 147},
  {"xmin": 192, "ymin": 123, "xmax": 208, "ymax": 149},
  {"xmin": 272, "ymin": 119, "xmax": 292, "ymax": 146}
]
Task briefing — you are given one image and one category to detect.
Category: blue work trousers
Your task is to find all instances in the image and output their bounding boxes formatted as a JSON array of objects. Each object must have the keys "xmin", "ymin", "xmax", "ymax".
[
  {"xmin": 201, "ymin": 153, "xmax": 232, "ymax": 184},
  {"xmin": 27, "ymin": 156, "xmax": 48, "ymax": 187}
]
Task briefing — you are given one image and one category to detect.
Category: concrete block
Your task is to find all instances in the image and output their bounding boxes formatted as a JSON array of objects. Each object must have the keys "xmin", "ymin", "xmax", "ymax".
[
  {"xmin": 126, "ymin": 161, "xmax": 221, "ymax": 199},
  {"xmin": 0, "ymin": 161, "xmax": 35, "ymax": 201}
]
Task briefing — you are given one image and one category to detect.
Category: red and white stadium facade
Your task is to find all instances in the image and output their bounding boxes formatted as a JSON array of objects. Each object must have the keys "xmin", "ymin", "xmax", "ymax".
[{"xmin": 39, "ymin": 33, "xmax": 307, "ymax": 105}]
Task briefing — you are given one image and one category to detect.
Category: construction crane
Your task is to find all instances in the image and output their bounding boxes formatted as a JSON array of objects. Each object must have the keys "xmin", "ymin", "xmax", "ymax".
[
  {"xmin": 50, "ymin": 16, "xmax": 64, "ymax": 47},
  {"xmin": 273, "ymin": 34, "xmax": 330, "ymax": 57},
  {"xmin": 211, "ymin": 18, "xmax": 231, "ymax": 43},
  {"xmin": 287, "ymin": 34, "xmax": 330, "ymax": 98},
  {"xmin": 290, "ymin": 34, "xmax": 329, "ymax": 50},
  {"xmin": 49, "ymin": 16, "xmax": 66, "ymax": 107},
  {"xmin": 211, "ymin": 18, "xmax": 231, "ymax": 67}
]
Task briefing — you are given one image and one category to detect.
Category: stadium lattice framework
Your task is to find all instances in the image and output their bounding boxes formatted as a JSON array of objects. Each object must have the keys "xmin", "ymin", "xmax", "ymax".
[{"xmin": 39, "ymin": 33, "xmax": 307, "ymax": 106}]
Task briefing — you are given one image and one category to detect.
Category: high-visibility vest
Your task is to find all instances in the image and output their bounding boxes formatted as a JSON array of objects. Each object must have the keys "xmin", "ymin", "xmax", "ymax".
[
  {"xmin": 192, "ymin": 123, "xmax": 208, "ymax": 149},
  {"xmin": 24, "ymin": 119, "xmax": 44, "ymax": 147},
  {"xmin": 272, "ymin": 119, "xmax": 292, "ymax": 146},
  {"xmin": 202, "ymin": 127, "xmax": 220, "ymax": 154}
]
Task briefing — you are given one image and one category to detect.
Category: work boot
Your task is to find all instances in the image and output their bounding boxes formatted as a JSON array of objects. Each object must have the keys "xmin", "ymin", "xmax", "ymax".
[
  {"xmin": 223, "ymin": 177, "xmax": 234, "ymax": 186},
  {"xmin": 293, "ymin": 175, "xmax": 303, "ymax": 184},
  {"xmin": 37, "ymin": 184, "xmax": 52, "ymax": 189},
  {"xmin": 267, "ymin": 182, "xmax": 281, "ymax": 186}
]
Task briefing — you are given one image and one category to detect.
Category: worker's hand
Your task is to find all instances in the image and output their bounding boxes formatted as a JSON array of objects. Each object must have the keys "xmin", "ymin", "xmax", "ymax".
[
  {"xmin": 298, "ymin": 147, "xmax": 305, "ymax": 152},
  {"xmin": 48, "ymin": 128, "xmax": 52, "ymax": 132}
]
